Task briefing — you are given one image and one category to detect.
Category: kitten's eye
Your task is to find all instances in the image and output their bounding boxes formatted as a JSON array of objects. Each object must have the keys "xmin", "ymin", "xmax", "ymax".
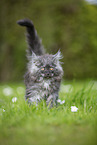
[
  {"xmin": 41, "ymin": 68, "xmax": 44, "ymax": 71},
  {"xmin": 50, "ymin": 68, "xmax": 53, "ymax": 70}
]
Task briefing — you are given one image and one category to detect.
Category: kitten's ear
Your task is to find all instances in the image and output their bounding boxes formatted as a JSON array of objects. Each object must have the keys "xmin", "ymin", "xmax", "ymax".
[
  {"xmin": 31, "ymin": 51, "xmax": 37, "ymax": 59},
  {"xmin": 53, "ymin": 50, "xmax": 63, "ymax": 61},
  {"xmin": 26, "ymin": 50, "xmax": 38, "ymax": 60}
]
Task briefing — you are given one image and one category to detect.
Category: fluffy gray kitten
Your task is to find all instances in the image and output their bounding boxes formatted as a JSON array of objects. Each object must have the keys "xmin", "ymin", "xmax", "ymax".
[{"xmin": 17, "ymin": 19, "xmax": 63, "ymax": 107}]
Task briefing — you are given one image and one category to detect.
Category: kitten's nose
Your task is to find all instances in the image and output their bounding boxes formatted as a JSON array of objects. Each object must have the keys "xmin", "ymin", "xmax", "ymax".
[
  {"xmin": 46, "ymin": 73, "xmax": 50, "ymax": 76},
  {"xmin": 45, "ymin": 72, "xmax": 51, "ymax": 78}
]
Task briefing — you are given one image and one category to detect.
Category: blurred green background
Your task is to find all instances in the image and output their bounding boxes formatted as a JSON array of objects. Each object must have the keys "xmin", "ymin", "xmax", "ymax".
[{"xmin": 0, "ymin": 0, "xmax": 97, "ymax": 82}]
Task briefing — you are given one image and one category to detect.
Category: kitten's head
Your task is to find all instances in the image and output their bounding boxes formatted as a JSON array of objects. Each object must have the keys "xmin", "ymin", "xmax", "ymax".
[{"xmin": 28, "ymin": 51, "xmax": 63, "ymax": 79}]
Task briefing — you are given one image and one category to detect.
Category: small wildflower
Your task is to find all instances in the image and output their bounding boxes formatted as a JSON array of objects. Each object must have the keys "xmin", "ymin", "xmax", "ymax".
[
  {"xmin": 3, "ymin": 109, "xmax": 5, "ymax": 112},
  {"xmin": 12, "ymin": 97, "xmax": 17, "ymax": 103},
  {"xmin": 57, "ymin": 99, "xmax": 62, "ymax": 103},
  {"xmin": 57, "ymin": 99, "xmax": 65, "ymax": 104},
  {"xmin": 60, "ymin": 100, "xmax": 65, "ymax": 104},
  {"xmin": 3, "ymin": 87, "xmax": 13, "ymax": 96},
  {"xmin": 71, "ymin": 106, "xmax": 78, "ymax": 112}
]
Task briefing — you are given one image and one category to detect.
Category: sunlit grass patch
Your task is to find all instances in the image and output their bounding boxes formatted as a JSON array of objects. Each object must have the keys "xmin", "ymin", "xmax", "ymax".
[{"xmin": 0, "ymin": 80, "xmax": 97, "ymax": 145}]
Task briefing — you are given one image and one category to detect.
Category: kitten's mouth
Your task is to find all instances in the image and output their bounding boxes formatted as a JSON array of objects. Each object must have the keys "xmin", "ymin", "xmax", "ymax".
[
  {"xmin": 44, "ymin": 74, "xmax": 53, "ymax": 79},
  {"xmin": 41, "ymin": 73, "xmax": 53, "ymax": 79},
  {"xmin": 44, "ymin": 76, "xmax": 51, "ymax": 79}
]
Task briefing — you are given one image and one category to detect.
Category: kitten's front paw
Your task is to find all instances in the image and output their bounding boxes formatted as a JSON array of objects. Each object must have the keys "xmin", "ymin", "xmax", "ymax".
[
  {"xmin": 46, "ymin": 95, "xmax": 57, "ymax": 108},
  {"xmin": 27, "ymin": 97, "xmax": 38, "ymax": 106}
]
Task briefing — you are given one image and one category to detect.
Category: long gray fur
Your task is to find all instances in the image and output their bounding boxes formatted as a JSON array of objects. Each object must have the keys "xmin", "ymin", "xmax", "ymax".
[{"xmin": 17, "ymin": 19, "xmax": 63, "ymax": 107}]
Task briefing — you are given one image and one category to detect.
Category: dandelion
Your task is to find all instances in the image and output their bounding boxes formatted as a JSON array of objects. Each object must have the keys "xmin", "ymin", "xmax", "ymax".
[
  {"xmin": 3, "ymin": 87, "xmax": 13, "ymax": 96},
  {"xmin": 12, "ymin": 97, "xmax": 17, "ymax": 103},
  {"xmin": 57, "ymin": 99, "xmax": 65, "ymax": 104},
  {"xmin": 71, "ymin": 106, "xmax": 78, "ymax": 112}
]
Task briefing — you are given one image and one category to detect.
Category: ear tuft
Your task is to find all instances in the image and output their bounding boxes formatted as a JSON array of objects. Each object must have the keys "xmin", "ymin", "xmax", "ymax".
[
  {"xmin": 31, "ymin": 51, "xmax": 38, "ymax": 59},
  {"xmin": 53, "ymin": 50, "xmax": 63, "ymax": 60},
  {"xmin": 26, "ymin": 50, "xmax": 38, "ymax": 60}
]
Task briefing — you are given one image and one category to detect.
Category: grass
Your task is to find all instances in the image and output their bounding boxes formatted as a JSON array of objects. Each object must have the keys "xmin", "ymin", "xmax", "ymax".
[{"xmin": 0, "ymin": 80, "xmax": 97, "ymax": 145}]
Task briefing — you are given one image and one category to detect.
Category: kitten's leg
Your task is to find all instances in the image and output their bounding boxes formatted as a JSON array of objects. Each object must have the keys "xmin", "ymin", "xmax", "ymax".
[
  {"xmin": 26, "ymin": 97, "xmax": 39, "ymax": 106},
  {"xmin": 46, "ymin": 94, "xmax": 58, "ymax": 108}
]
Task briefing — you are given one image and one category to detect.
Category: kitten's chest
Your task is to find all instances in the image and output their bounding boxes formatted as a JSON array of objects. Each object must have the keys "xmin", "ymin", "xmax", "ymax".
[
  {"xmin": 39, "ymin": 79, "xmax": 52, "ymax": 98},
  {"xmin": 42, "ymin": 80, "xmax": 51, "ymax": 90}
]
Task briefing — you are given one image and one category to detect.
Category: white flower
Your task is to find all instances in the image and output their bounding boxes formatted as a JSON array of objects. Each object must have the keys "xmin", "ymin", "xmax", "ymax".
[
  {"xmin": 57, "ymin": 99, "xmax": 62, "ymax": 103},
  {"xmin": 57, "ymin": 99, "xmax": 65, "ymax": 104},
  {"xmin": 60, "ymin": 100, "xmax": 65, "ymax": 104},
  {"xmin": 3, "ymin": 109, "xmax": 5, "ymax": 112},
  {"xmin": 17, "ymin": 87, "xmax": 25, "ymax": 95},
  {"xmin": 12, "ymin": 97, "xmax": 17, "ymax": 103},
  {"xmin": 71, "ymin": 106, "xmax": 78, "ymax": 112},
  {"xmin": 3, "ymin": 87, "xmax": 13, "ymax": 96}
]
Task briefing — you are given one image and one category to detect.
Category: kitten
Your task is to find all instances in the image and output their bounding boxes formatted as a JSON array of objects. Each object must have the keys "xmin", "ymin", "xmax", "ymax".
[{"xmin": 17, "ymin": 19, "xmax": 63, "ymax": 107}]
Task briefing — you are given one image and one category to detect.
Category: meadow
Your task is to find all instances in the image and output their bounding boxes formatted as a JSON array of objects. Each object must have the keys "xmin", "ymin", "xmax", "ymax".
[{"xmin": 0, "ymin": 80, "xmax": 97, "ymax": 145}]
